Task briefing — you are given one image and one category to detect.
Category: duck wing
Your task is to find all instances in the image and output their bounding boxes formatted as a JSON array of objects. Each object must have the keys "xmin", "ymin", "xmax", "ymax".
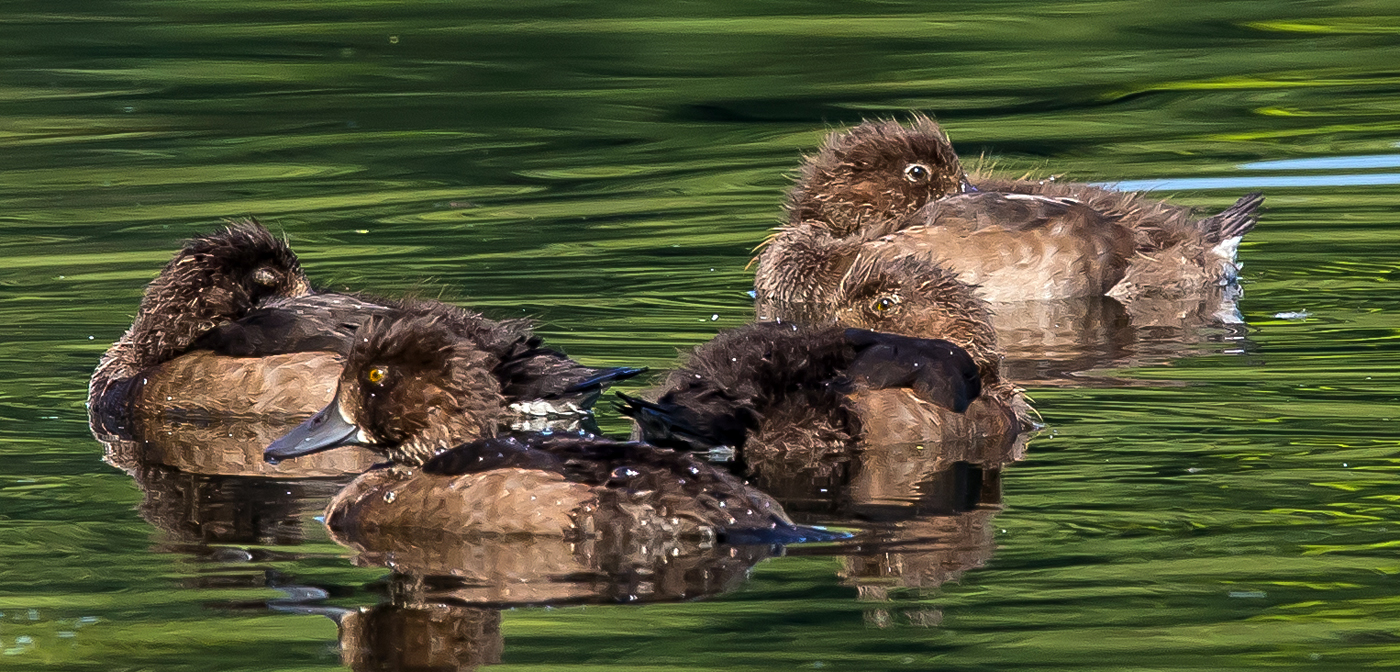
[
  {"xmin": 615, "ymin": 391, "xmax": 756, "ymax": 451},
  {"xmin": 907, "ymin": 191, "xmax": 1118, "ymax": 234},
  {"xmin": 423, "ymin": 435, "xmax": 845, "ymax": 544},
  {"xmin": 189, "ymin": 292, "xmax": 390, "ymax": 357},
  {"xmin": 490, "ymin": 331, "xmax": 645, "ymax": 409}
]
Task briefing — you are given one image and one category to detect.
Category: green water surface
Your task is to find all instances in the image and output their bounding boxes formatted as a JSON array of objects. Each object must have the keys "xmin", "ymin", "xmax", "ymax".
[{"xmin": 4, "ymin": 1, "xmax": 1400, "ymax": 670}]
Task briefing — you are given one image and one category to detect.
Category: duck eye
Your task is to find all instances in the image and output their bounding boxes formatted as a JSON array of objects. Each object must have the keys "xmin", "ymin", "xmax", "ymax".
[
  {"xmin": 903, "ymin": 163, "xmax": 931, "ymax": 183},
  {"xmin": 252, "ymin": 266, "xmax": 279, "ymax": 287},
  {"xmin": 366, "ymin": 365, "xmax": 388, "ymax": 385},
  {"xmin": 871, "ymin": 296, "xmax": 901, "ymax": 314}
]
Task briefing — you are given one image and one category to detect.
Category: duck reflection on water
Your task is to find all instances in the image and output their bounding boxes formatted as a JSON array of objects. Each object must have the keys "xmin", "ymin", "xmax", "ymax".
[
  {"xmin": 120, "ymin": 462, "xmax": 347, "ymax": 550},
  {"xmin": 268, "ymin": 537, "xmax": 769, "ymax": 672},
  {"xmin": 334, "ymin": 599, "xmax": 504, "ymax": 672}
]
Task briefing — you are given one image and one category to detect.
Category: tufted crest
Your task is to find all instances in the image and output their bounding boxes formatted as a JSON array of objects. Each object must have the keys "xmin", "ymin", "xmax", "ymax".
[{"xmin": 339, "ymin": 311, "xmax": 506, "ymax": 465}]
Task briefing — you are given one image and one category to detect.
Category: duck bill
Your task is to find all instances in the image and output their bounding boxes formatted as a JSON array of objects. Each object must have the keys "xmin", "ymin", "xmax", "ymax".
[{"xmin": 264, "ymin": 396, "xmax": 364, "ymax": 463}]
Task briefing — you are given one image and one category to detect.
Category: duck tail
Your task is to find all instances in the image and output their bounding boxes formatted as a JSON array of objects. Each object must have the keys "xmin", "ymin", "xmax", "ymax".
[
  {"xmin": 563, "ymin": 366, "xmax": 647, "ymax": 395},
  {"xmin": 614, "ymin": 391, "xmax": 751, "ymax": 451},
  {"xmin": 1200, "ymin": 192, "xmax": 1264, "ymax": 243}
]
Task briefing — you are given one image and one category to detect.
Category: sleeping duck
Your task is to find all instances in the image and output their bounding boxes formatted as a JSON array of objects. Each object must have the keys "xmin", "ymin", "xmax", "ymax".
[
  {"xmin": 621, "ymin": 253, "xmax": 1034, "ymax": 456},
  {"xmin": 755, "ymin": 115, "xmax": 1263, "ymax": 304},
  {"xmin": 89, "ymin": 221, "xmax": 639, "ymax": 438}
]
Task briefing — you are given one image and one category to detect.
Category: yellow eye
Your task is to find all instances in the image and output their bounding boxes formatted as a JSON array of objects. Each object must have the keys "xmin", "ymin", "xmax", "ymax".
[
  {"xmin": 871, "ymin": 296, "xmax": 901, "ymax": 314},
  {"xmin": 367, "ymin": 365, "xmax": 387, "ymax": 385}
]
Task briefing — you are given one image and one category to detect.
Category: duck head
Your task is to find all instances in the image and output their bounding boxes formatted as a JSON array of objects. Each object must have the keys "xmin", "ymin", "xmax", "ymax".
[
  {"xmin": 90, "ymin": 220, "xmax": 313, "ymax": 407},
  {"xmin": 265, "ymin": 312, "xmax": 506, "ymax": 466},
  {"xmin": 788, "ymin": 115, "xmax": 973, "ymax": 237},
  {"xmin": 130, "ymin": 221, "xmax": 311, "ymax": 364},
  {"xmin": 832, "ymin": 254, "xmax": 1002, "ymax": 382}
]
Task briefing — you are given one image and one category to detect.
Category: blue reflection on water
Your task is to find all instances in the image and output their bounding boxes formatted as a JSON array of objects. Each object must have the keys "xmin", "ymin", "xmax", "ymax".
[
  {"xmin": 1105, "ymin": 173, "xmax": 1400, "ymax": 192},
  {"xmin": 1240, "ymin": 155, "xmax": 1400, "ymax": 171}
]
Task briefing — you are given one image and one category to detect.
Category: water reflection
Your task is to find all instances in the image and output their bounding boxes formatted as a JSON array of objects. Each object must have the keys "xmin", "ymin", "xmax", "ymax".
[
  {"xmin": 96, "ymin": 406, "xmax": 380, "ymax": 478},
  {"xmin": 768, "ymin": 434, "xmax": 1018, "ymax": 630},
  {"xmin": 758, "ymin": 293, "xmax": 1250, "ymax": 386},
  {"xmin": 331, "ymin": 527, "xmax": 774, "ymax": 606},
  {"xmin": 126, "ymin": 463, "xmax": 344, "ymax": 548},
  {"xmin": 262, "ymin": 535, "xmax": 773, "ymax": 670},
  {"xmin": 98, "ymin": 407, "xmax": 376, "ymax": 602},
  {"xmin": 336, "ymin": 599, "xmax": 503, "ymax": 672}
]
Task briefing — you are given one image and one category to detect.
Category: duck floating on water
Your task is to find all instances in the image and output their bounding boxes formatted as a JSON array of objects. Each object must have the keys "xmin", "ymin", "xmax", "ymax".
[
  {"xmin": 264, "ymin": 310, "xmax": 832, "ymax": 545},
  {"xmin": 621, "ymin": 252, "xmax": 1034, "ymax": 457},
  {"xmin": 755, "ymin": 115, "xmax": 1263, "ymax": 304},
  {"xmin": 89, "ymin": 221, "xmax": 639, "ymax": 441}
]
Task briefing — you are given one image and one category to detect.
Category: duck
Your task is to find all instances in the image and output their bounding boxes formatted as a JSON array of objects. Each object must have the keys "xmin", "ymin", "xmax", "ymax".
[
  {"xmin": 754, "ymin": 115, "xmax": 1263, "ymax": 303},
  {"xmin": 89, "ymin": 220, "xmax": 640, "ymax": 437},
  {"xmin": 620, "ymin": 252, "xmax": 1034, "ymax": 457},
  {"xmin": 88, "ymin": 221, "xmax": 332, "ymax": 425},
  {"xmin": 262, "ymin": 311, "xmax": 831, "ymax": 544}
]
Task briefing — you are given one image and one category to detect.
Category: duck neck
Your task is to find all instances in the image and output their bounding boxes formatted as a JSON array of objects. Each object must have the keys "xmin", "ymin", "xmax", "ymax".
[
  {"xmin": 386, "ymin": 425, "xmax": 463, "ymax": 467},
  {"xmin": 384, "ymin": 401, "xmax": 503, "ymax": 468}
]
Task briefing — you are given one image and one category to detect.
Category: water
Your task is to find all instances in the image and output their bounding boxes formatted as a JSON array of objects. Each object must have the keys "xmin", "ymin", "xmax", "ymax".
[{"xmin": 4, "ymin": 1, "xmax": 1400, "ymax": 669}]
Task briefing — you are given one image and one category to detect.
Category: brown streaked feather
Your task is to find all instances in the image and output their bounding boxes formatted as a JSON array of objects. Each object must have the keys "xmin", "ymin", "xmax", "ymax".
[
  {"xmin": 865, "ymin": 192, "xmax": 1138, "ymax": 301},
  {"xmin": 133, "ymin": 350, "xmax": 342, "ymax": 417},
  {"xmin": 326, "ymin": 466, "xmax": 596, "ymax": 537}
]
